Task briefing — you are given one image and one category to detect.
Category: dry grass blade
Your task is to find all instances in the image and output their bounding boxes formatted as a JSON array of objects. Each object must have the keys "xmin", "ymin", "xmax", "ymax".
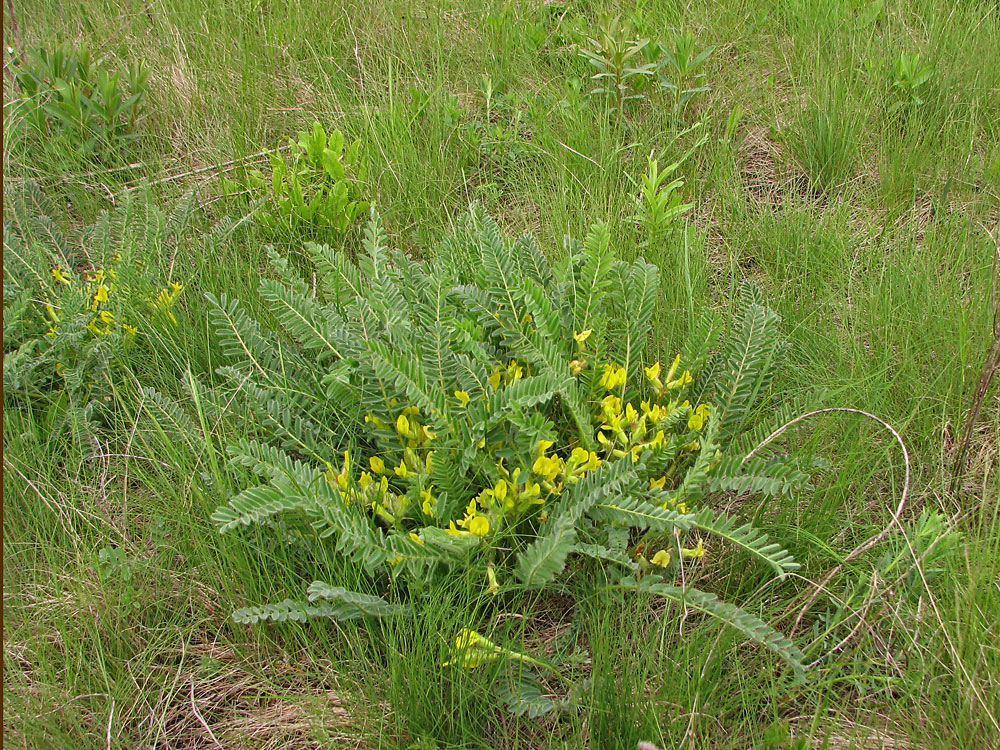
[{"xmin": 739, "ymin": 407, "xmax": 911, "ymax": 633}]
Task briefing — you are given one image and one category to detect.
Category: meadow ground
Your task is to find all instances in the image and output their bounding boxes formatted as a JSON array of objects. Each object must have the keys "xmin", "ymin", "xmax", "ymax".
[{"xmin": 3, "ymin": 1, "xmax": 999, "ymax": 748}]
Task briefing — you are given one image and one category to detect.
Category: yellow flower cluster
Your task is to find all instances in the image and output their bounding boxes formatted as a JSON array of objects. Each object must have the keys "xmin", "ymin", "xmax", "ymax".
[
  {"xmin": 488, "ymin": 359, "xmax": 526, "ymax": 390},
  {"xmin": 531, "ymin": 441, "xmax": 602, "ymax": 495},
  {"xmin": 340, "ymin": 351, "xmax": 713, "ymax": 569},
  {"xmin": 150, "ymin": 281, "xmax": 184, "ymax": 325},
  {"xmin": 644, "ymin": 354, "xmax": 692, "ymax": 396},
  {"xmin": 359, "ymin": 403, "xmax": 439, "ymax": 524},
  {"xmin": 46, "ymin": 263, "xmax": 144, "ymax": 340}
]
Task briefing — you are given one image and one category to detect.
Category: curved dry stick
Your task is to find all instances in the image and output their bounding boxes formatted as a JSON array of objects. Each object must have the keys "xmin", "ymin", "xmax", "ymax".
[{"xmin": 740, "ymin": 407, "xmax": 910, "ymax": 636}]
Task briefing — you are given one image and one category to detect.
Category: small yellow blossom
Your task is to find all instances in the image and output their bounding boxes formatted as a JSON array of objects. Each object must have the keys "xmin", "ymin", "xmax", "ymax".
[
  {"xmin": 369, "ymin": 456, "xmax": 386, "ymax": 474},
  {"xmin": 682, "ymin": 538, "xmax": 706, "ymax": 559},
  {"xmin": 122, "ymin": 323, "xmax": 138, "ymax": 337},
  {"xmin": 454, "ymin": 390, "xmax": 471, "ymax": 407},
  {"xmin": 650, "ymin": 549, "xmax": 671, "ymax": 567},
  {"xmin": 408, "ymin": 532, "xmax": 425, "ymax": 545},
  {"xmin": 420, "ymin": 488, "xmax": 435, "ymax": 517},
  {"xmin": 599, "ymin": 362, "xmax": 627, "ymax": 390},
  {"xmin": 442, "ymin": 629, "xmax": 500, "ymax": 668},
  {"xmin": 664, "ymin": 354, "xmax": 681, "ymax": 383},
  {"xmin": 569, "ymin": 359, "xmax": 587, "ymax": 375},
  {"xmin": 91, "ymin": 285, "xmax": 110, "ymax": 310},
  {"xmin": 644, "ymin": 361, "xmax": 661, "ymax": 380},
  {"xmin": 687, "ymin": 403, "xmax": 710, "ymax": 431},
  {"xmin": 569, "ymin": 447, "xmax": 601, "ymax": 474},
  {"xmin": 488, "ymin": 370, "xmax": 502, "ymax": 390},
  {"xmin": 467, "ymin": 515, "xmax": 490, "ymax": 537},
  {"xmin": 393, "ymin": 460, "xmax": 408, "ymax": 478},
  {"xmin": 666, "ymin": 369, "xmax": 693, "ymax": 391},
  {"xmin": 396, "ymin": 414, "xmax": 410, "ymax": 436},
  {"xmin": 532, "ymin": 454, "xmax": 563, "ymax": 483},
  {"xmin": 51, "ymin": 266, "xmax": 71, "ymax": 285},
  {"xmin": 650, "ymin": 476, "xmax": 667, "ymax": 490}
]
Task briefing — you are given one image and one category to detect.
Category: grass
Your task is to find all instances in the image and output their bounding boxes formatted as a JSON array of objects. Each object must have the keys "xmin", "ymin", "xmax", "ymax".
[{"xmin": 4, "ymin": 0, "xmax": 999, "ymax": 747}]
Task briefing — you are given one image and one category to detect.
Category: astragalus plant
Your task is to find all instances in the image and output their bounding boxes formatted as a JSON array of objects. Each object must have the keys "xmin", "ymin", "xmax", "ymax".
[{"xmin": 207, "ymin": 204, "xmax": 811, "ymax": 685}]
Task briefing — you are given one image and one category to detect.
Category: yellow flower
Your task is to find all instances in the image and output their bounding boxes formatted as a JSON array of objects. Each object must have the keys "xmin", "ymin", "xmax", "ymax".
[
  {"xmin": 45, "ymin": 324, "xmax": 57, "ymax": 337},
  {"xmin": 494, "ymin": 479, "xmax": 508, "ymax": 502},
  {"xmin": 650, "ymin": 476, "xmax": 666, "ymax": 490},
  {"xmin": 682, "ymin": 538, "xmax": 706, "ymax": 559},
  {"xmin": 569, "ymin": 359, "xmax": 587, "ymax": 375},
  {"xmin": 573, "ymin": 329, "xmax": 593, "ymax": 350},
  {"xmin": 358, "ymin": 471, "xmax": 374, "ymax": 490},
  {"xmin": 599, "ymin": 362, "xmax": 627, "ymax": 390},
  {"xmin": 477, "ymin": 436, "xmax": 486, "ymax": 448},
  {"xmin": 50, "ymin": 266, "xmax": 71, "ymax": 285},
  {"xmin": 442, "ymin": 629, "xmax": 500, "ymax": 668},
  {"xmin": 98, "ymin": 310, "xmax": 114, "ymax": 325},
  {"xmin": 91, "ymin": 285, "xmax": 110, "ymax": 310},
  {"xmin": 467, "ymin": 515, "xmax": 490, "ymax": 537},
  {"xmin": 507, "ymin": 361, "xmax": 524, "ymax": 382},
  {"xmin": 666, "ymin": 369, "xmax": 693, "ymax": 391},
  {"xmin": 122, "ymin": 323, "xmax": 138, "ymax": 337},
  {"xmin": 664, "ymin": 353, "xmax": 681, "ymax": 383},
  {"xmin": 535, "ymin": 439, "xmax": 554, "ymax": 457},
  {"xmin": 650, "ymin": 549, "xmax": 671, "ymax": 567},
  {"xmin": 569, "ymin": 447, "xmax": 601, "ymax": 474},
  {"xmin": 532, "ymin": 454, "xmax": 563, "ymax": 483},
  {"xmin": 420, "ymin": 488, "xmax": 435, "ymax": 517},
  {"xmin": 454, "ymin": 390, "xmax": 471, "ymax": 407},
  {"xmin": 486, "ymin": 564, "xmax": 499, "ymax": 596},
  {"xmin": 393, "ymin": 460, "xmax": 408, "ymax": 478},
  {"xmin": 396, "ymin": 414, "xmax": 410, "ymax": 436},
  {"xmin": 625, "ymin": 402, "xmax": 638, "ymax": 423},
  {"xmin": 488, "ymin": 370, "xmax": 502, "ymax": 390},
  {"xmin": 644, "ymin": 361, "xmax": 661, "ymax": 380},
  {"xmin": 687, "ymin": 403, "xmax": 710, "ymax": 431},
  {"xmin": 169, "ymin": 281, "xmax": 183, "ymax": 296},
  {"xmin": 364, "ymin": 413, "xmax": 385, "ymax": 428},
  {"xmin": 87, "ymin": 317, "xmax": 109, "ymax": 335},
  {"xmin": 408, "ymin": 531, "xmax": 425, "ymax": 545},
  {"xmin": 369, "ymin": 456, "xmax": 386, "ymax": 474}
]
